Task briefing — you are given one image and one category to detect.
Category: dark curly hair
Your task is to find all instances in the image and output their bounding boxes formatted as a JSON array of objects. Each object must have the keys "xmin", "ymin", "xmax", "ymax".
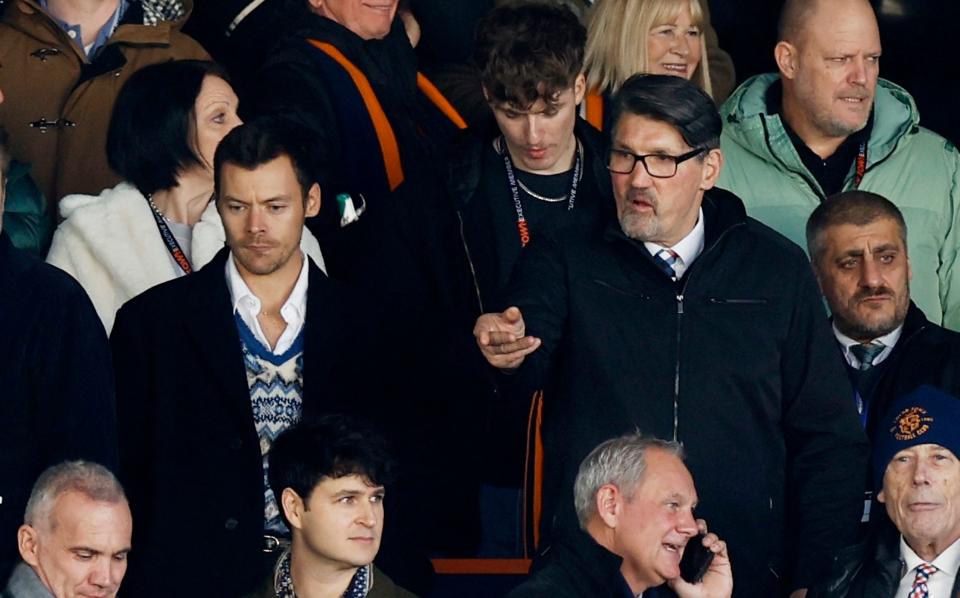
[
  {"xmin": 474, "ymin": 1, "xmax": 586, "ymax": 108},
  {"xmin": 268, "ymin": 414, "xmax": 396, "ymax": 523}
]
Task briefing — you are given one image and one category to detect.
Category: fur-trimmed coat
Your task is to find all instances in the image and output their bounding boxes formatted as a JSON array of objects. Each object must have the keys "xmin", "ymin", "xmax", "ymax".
[{"xmin": 46, "ymin": 182, "xmax": 326, "ymax": 333}]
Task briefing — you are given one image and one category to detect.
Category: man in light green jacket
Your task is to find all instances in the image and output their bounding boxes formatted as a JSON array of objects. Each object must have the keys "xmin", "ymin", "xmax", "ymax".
[{"xmin": 718, "ymin": 0, "xmax": 960, "ymax": 330}]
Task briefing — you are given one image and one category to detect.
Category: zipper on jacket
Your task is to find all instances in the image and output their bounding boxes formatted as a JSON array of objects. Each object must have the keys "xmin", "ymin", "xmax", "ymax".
[
  {"xmin": 673, "ymin": 293, "xmax": 683, "ymax": 441},
  {"xmin": 669, "ymin": 217, "xmax": 745, "ymax": 442},
  {"xmin": 759, "ymin": 116, "xmax": 825, "ymax": 201},
  {"xmin": 455, "ymin": 210, "xmax": 484, "ymax": 314}
]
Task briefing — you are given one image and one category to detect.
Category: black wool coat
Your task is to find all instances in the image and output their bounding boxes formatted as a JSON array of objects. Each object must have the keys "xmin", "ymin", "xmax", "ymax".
[
  {"xmin": 112, "ymin": 249, "xmax": 401, "ymax": 597},
  {"xmin": 0, "ymin": 232, "xmax": 117, "ymax": 582}
]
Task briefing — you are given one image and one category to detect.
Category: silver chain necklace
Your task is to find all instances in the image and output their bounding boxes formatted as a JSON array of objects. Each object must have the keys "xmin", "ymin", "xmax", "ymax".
[
  {"xmin": 499, "ymin": 138, "xmax": 584, "ymax": 204},
  {"xmin": 516, "ymin": 179, "xmax": 568, "ymax": 203},
  {"xmin": 145, "ymin": 193, "xmax": 171, "ymax": 223}
]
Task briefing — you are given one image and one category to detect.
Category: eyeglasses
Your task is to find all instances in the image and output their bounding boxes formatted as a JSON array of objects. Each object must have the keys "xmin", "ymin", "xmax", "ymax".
[{"xmin": 607, "ymin": 147, "xmax": 706, "ymax": 178}]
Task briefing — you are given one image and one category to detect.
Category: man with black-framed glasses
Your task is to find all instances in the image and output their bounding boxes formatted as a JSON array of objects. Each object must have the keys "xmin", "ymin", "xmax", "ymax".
[{"xmin": 474, "ymin": 74, "xmax": 868, "ymax": 598}]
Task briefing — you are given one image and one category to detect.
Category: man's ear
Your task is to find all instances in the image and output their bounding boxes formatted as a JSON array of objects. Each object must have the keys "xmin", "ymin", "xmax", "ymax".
[
  {"xmin": 774, "ymin": 41, "xmax": 799, "ymax": 79},
  {"xmin": 876, "ymin": 488, "xmax": 886, "ymax": 504},
  {"xmin": 595, "ymin": 484, "xmax": 622, "ymax": 529},
  {"xmin": 698, "ymin": 148, "xmax": 724, "ymax": 191},
  {"xmin": 305, "ymin": 183, "xmax": 321, "ymax": 218},
  {"xmin": 17, "ymin": 525, "xmax": 40, "ymax": 566},
  {"xmin": 574, "ymin": 72, "xmax": 587, "ymax": 105},
  {"xmin": 281, "ymin": 488, "xmax": 306, "ymax": 531}
]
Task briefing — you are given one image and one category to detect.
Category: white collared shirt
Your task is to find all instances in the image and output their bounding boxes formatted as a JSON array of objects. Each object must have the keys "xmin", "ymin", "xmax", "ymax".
[
  {"xmin": 225, "ymin": 252, "xmax": 309, "ymax": 355},
  {"xmin": 896, "ymin": 535, "xmax": 960, "ymax": 597},
  {"xmin": 833, "ymin": 324, "xmax": 903, "ymax": 369},
  {"xmin": 643, "ymin": 208, "xmax": 705, "ymax": 279}
]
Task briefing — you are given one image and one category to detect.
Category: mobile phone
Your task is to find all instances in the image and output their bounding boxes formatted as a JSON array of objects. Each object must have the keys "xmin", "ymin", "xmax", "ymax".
[{"xmin": 679, "ymin": 533, "xmax": 715, "ymax": 583}]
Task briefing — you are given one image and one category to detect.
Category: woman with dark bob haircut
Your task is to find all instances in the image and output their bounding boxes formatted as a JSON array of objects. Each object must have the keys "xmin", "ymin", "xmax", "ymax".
[{"xmin": 46, "ymin": 60, "xmax": 325, "ymax": 333}]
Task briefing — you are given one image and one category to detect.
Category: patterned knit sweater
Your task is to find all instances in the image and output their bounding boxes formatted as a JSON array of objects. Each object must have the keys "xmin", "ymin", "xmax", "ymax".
[{"xmin": 235, "ymin": 313, "xmax": 305, "ymax": 534}]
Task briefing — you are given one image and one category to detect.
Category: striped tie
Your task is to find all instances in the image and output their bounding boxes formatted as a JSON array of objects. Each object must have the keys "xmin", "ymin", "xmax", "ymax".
[
  {"xmin": 850, "ymin": 341, "xmax": 885, "ymax": 371},
  {"xmin": 908, "ymin": 562, "xmax": 937, "ymax": 598},
  {"xmin": 654, "ymin": 248, "xmax": 681, "ymax": 280}
]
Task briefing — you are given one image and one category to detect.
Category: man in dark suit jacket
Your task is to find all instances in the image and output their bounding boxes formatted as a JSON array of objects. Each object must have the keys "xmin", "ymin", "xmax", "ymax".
[
  {"xmin": 807, "ymin": 190, "xmax": 960, "ymax": 435},
  {"xmin": 0, "ymin": 126, "xmax": 117, "ymax": 585},
  {"xmin": 111, "ymin": 120, "xmax": 405, "ymax": 597},
  {"xmin": 807, "ymin": 190, "xmax": 960, "ymax": 524}
]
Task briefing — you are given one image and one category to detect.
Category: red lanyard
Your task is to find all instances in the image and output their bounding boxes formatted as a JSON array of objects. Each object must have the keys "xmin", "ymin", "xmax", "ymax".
[
  {"xmin": 146, "ymin": 196, "xmax": 193, "ymax": 274},
  {"xmin": 500, "ymin": 138, "xmax": 582, "ymax": 247},
  {"xmin": 853, "ymin": 140, "xmax": 867, "ymax": 188}
]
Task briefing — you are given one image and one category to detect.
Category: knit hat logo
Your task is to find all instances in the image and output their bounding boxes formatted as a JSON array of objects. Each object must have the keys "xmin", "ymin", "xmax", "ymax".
[{"xmin": 892, "ymin": 406, "xmax": 934, "ymax": 441}]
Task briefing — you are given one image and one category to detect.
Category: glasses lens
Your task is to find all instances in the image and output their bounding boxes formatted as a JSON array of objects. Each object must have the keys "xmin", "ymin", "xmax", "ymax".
[
  {"xmin": 608, "ymin": 150, "xmax": 635, "ymax": 174},
  {"xmin": 645, "ymin": 155, "xmax": 678, "ymax": 178}
]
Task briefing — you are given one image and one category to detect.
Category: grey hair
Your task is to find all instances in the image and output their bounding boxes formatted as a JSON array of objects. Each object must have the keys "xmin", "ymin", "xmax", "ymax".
[
  {"xmin": 24, "ymin": 461, "xmax": 126, "ymax": 529},
  {"xmin": 573, "ymin": 433, "xmax": 683, "ymax": 529}
]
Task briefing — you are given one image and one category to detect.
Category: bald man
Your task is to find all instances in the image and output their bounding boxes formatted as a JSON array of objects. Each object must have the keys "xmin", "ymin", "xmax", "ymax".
[{"xmin": 717, "ymin": 0, "xmax": 960, "ymax": 331}]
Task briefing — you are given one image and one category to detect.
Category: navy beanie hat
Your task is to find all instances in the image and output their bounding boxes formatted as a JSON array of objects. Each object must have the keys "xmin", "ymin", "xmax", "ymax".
[{"xmin": 873, "ymin": 385, "xmax": 960, "ymax": 491}]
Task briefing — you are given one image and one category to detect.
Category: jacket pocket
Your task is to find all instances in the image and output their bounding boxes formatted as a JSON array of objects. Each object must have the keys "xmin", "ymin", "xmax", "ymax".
[
  {"xmin": 587, "ymin": 278, "xmax": 650, "ymax": 300},
  {"xmin": 707, "ymin": 297, "xmax": 769, "ymax": 305}
]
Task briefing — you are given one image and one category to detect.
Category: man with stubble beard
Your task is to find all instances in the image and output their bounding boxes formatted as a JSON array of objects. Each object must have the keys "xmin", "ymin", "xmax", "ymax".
[
  {"xmin": 111, "ymin": 119, "xmax": 398, "ymax": 597},
  {"xmin": 807, "ymin": 190, "xmax": 960, "ymax": 448}
]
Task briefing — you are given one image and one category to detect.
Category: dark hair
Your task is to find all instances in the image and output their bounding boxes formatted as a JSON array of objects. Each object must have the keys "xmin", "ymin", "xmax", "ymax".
[
  {"xmin": 268, "ymin": 415, "xmax": 396, "ymax": 520},
  {"xmin": 107, "ymin": 60, "xmax": 230, "ymax": 196},
  {"xmin": 213, "ymin": 117, "xmax": 317, "ymax": 201},
  {"xmin": 474, "ymin": 1, "xmax": 586, "ymax": 108},
  {"xmin": 611, "ymin": 74, "xmax": 722, "ymax": 151},
  {"xmin": 806, "ymin": 190, "xmax": 907, "ymax": 265}
]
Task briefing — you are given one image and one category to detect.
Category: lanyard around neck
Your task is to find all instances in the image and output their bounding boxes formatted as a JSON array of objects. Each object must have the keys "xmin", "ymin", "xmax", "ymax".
[
  {"xmin": 146, "ymin": 195, "xmax": 193, "ymax": 275},
  {"xmin": 499, "ymin": 137, "xmax": 582, "ymax": 248},
  {"xmin": 853, "ymin": 140, "xmax": 868, "ymax": 188}
]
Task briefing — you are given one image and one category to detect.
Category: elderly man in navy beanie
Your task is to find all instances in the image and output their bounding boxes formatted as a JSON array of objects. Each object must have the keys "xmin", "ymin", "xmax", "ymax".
[{"xmin": 810, "ymin": 384, "xmax": 960, "ymax": 597}]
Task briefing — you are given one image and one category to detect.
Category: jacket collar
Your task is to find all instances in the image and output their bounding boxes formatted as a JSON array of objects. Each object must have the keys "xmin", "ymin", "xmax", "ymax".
[
  {"xmin": 3, "ymin": 562, "xmax": 54, "ymax": 598},
  {"xmin": 899, "ymin": 301, "xmax": 932, "ymax": 339},
  {"xmin": 552, "ymin": 526, "xmax": 630, "ymax": 594},
  {"xmin": 602, "ymin": 186, "xmax": 747, "ymax": 256},
  {"xmin": 182, "ymin": 248, "xmax": 250, "ymax": 423},
  {"xmin": 299, "ymin": 13, "xmax": 414, "ymax": 91},
  {"xmin": 7, "ymin": 0, "xmax": 191, "ymax": 48},
  {"xmin": 184, "ymin": 248, "xmax": 337, "ymax": 425},
  {"xmin": 721, "ymin": 73, "xmax": 919, "ymax": 174}
]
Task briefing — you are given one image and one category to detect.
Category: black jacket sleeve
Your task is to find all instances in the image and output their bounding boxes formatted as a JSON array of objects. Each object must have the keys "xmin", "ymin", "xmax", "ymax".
[
  {"xmin": 30, "ymin": 270, "xmax": 118, "ymax": 471},
  {"xmin": 780, "ymin": 261, "xmax": 869, "ymax": 590},
  {"xmin": 500, "ymin": 229, "xmax": 570, "ymax": 395}
]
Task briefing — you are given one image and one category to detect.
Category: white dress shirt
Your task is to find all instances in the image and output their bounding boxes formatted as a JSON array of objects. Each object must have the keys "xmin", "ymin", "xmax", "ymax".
[
  {"xmin": 643, "ymin": 208, "xmax": 705, "ymax": 279},
  {"xmin": 833, "ymin": 324, "xmax": 903, "ymax": 369},
  {"xmin": 896, "ymin": 535, "xmax": 960, "ymax": 597},
  {"xmin": 226, "ymin": 252, "xmax": 309, "ymax": 355}
]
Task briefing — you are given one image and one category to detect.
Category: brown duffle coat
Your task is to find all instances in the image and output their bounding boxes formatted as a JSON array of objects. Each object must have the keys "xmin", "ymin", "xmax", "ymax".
[{"xmin": 0, "ymin": 0, "xmax": 208, "ymax": 206}]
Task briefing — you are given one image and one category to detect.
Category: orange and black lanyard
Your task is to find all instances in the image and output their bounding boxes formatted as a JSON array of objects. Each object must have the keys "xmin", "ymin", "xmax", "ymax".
[
  {"xmin": 500, "ymin": 138, "xmax": 582, "ymax": 248},
  {"xmin": 853, "ymin": 140, "xmax": 867, "ymax": 188},
  {"xmin": 146, "ymin": 199, "xmax": 192, "ymax": 274}
]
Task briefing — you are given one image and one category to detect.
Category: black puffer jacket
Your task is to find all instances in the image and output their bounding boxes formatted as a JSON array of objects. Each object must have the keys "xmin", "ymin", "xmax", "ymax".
[{"xmin": 505, "ymin": 188, "xmax": 869, "ymax": 596}]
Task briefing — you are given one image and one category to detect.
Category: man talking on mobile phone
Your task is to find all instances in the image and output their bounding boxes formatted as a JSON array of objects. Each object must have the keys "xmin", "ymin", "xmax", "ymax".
[{"xmin": 508, "ymin": 433, "xmax": 732, "ymax": 598}]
